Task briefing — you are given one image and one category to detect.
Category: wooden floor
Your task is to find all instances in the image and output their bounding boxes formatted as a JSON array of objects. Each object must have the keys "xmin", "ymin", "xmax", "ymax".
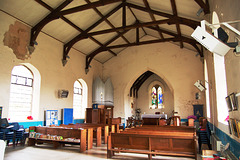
[{"xmin": 4, "ymin": 143, "xmax": 201, "ymax": 160}]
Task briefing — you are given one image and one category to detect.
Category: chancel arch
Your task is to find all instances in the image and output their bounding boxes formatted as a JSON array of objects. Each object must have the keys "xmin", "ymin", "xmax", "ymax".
[{"xmin": 125, "ymin": 70, "xmax": 174, "ymax": 120}]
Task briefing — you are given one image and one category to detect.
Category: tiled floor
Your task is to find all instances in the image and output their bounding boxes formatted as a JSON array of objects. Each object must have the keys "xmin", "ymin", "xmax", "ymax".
[{"xmin": 4, "ymin": 143, "xmax": 201, "ymax": 160}]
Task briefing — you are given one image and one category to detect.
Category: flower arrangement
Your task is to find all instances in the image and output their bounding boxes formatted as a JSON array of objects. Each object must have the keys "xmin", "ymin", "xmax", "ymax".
[
  {"xmin": 135, "ymin": 108, "xmax": 141, "ymax": 113},
  {"xmin": 187, "ymin": 115, "xmax": 197, "ymax": 120},
  {"xmin": 27, "ymin": 116, "xmax": 33, "ymax": 120}
]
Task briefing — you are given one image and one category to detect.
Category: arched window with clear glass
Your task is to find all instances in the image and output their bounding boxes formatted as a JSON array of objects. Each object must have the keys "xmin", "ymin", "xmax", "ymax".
[
  {"xmin": 73, "ymin": 80, "xmax": 83, "ymax": 119},
  {"xmin": 9, "ymin": 65, "xmax": 33, "ymax": 121},
  {"xmin": 151, "ymin": 85, "xmax": 163, "ymax": 109}
]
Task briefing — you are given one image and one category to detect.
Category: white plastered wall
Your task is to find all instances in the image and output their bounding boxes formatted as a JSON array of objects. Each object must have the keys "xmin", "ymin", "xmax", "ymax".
[
  {"xmin": 103, "ymin": 35, "xmax": 205, "ymax": 120},
  {"xmin": 0, "ymin": 11, "xmax": 102, "ymax": 121}
]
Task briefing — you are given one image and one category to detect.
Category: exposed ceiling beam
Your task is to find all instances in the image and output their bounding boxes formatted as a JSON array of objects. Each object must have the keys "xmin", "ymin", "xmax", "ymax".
[
  {"xmin": 122, "ymin": 0, "xmax": 126, "ymax": 27},
  {"xmin": 146, "ymin": 26, "xmax": 202, "ymax": 56},
  {"xmin": 35, "ymin": 0, "xmax": 117, "ymax": 65},
  {"xmin": 106, "ymin": 37, "xmax": 202, "ymax": 57},
  {"xmin": 85, "ymin": 0, "xmax": 130, "ymax": 44},
  {"xmin": 127, "ymin": 4, "xmax": 147, "ymax": 35},
  {"xmin": 85, "ymin": 16, "xmax": 202, "ymax": 72},
  {"xmin": 85, "ymin": 29, "xmax": 131, "ymax": 73},
  {"xmin": 60, "ymin": 0, "xmax": 122, "ymax": 15},
  {"xmin": 87, "ymin": 19, "xmax": 174, "ymax": 36},
  {"xmin": 170, "ymin": 0, "xmax": 183, "ymax": 48},
  {"xmin": 63, "ymin": 3, "xmax": 123, "ymax": 61},
  {"xmin": 143, "ymin": 0, "xmax": 164, "ymax": 39},
  {"xmin": 106, "ymin": 37, "xmax": 178, "ymax": 49},
  {"xmin": 32, "ymin": 0, "xmax": 205, "ymax": 74},
  {"xmin": 30, "ymin": 0, "xmax": 73, "ymax": 46},
  {"xmin": 31, "ymin": 0, "xmax": 123, "ymax": 48},
  {"xmin": 136, "ymin": 21, "xmax": 139, "ymax": 44},
  {"xmin": 126, "ymin": 2, "xmax": 200, "ymax": 29}
]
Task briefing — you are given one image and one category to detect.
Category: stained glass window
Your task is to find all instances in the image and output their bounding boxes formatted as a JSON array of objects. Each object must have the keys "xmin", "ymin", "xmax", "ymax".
[
  {"xmin": 150, "ymin": 85, "xmax": 163, "ymax": 109},
  {"xmin": 158, "ymin": 87, "xmax": 163, "ymax": 108},
  {"xmin": 151, "ymin": 87, "xmax": 157, "ymax": 109}
]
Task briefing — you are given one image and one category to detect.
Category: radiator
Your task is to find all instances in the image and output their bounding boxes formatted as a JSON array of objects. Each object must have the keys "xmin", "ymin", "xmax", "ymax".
[
  {"xmin": 211, "ymin": 135, "xmax": 238, "ymax": 160},
  {"xmin": 211, "ymin": 134, "xmax": 222, "ymax": 151}
]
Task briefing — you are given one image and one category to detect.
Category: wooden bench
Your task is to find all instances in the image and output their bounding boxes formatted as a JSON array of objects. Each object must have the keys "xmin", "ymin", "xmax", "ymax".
[
  {"xmin": 28, "ymin": 126, "xmax": 88, "ymax": 152},
  {"xmin": 124, "ymin": 125, "xmax": 196, "ymax": 132},
  {"xmin": 78, "ymin": 123, "xmax": 115, "ymax": 144},
  {"xmin": 107, "ymin": 126, "xmax": 197, "ymax": 160},
  {"xmin": 108, "ymin": 117, "xmax": 121, "ymax": 132},
  {"xmin": 60, "ymin": 123, "xmax": 102, "ymax": 147},
  {"xmin": 56, "ymin": 124, "xmax": 94, "ymax": 149}
]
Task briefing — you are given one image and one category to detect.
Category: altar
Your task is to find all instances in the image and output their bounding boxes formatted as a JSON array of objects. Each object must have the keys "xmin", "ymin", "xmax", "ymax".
[
  {"xmin": 141, "ymin": 114, "xmax": 168, "ymax": 125},
  {"xmin": 141, "ymin": 114, "xmax": 167, "ymax": 119}
]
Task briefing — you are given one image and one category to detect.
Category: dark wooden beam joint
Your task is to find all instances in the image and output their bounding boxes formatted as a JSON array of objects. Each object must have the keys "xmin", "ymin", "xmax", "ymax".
[
  {"xmin": 194, "ymin": 0, "xmax": 210, "ymax": 15},
  {"xmin": 30, "ymin": 13, "xmax": 60, "ymax": 47},
  {"xmin": 85, "ymin": 29, "xmax": 130, "ymax": 73}
]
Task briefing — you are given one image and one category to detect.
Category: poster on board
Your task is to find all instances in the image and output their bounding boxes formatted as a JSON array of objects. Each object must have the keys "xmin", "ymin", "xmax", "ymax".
[{"xmin": 0, "ymin": 106, "xmax": 2, "ymax": 119}]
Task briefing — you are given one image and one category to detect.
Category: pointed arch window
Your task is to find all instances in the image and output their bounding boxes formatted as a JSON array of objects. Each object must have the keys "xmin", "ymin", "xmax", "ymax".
[{"xmin": 151, "ymin": 85, "xmax": 163, "ymax": 109}]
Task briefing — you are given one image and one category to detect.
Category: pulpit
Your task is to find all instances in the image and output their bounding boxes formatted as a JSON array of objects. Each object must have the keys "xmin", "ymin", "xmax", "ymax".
[{"xmin": 86, "ymin": 105, "xmax": 113, "ymax": 124}]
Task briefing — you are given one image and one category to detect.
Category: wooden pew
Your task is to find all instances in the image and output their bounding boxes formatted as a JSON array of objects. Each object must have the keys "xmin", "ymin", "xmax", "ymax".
[
  {"xmin": 124, "ymin": 125, "xmax": 196, "ymax": 133},
  {"xmin": 28, "ymin": 126, "xmax": 87, "ymax": 152},
  {"xmin": 65, "ymin": 123, "xmax": 115, "ymax": 145},
  {"xmin": 108, "ymin": 117, "xmax": 121, "ymax": 132},
  {"xmin": 58, "ymin": 124, "xmax": 93, "ymax": 149},
  {"xmin": 84, "ymin": 123, "xmax": 117, "ymax": 143},
  {"xmin": 107, "ymin": 126, "xmax": 197, "ymax": 160}
]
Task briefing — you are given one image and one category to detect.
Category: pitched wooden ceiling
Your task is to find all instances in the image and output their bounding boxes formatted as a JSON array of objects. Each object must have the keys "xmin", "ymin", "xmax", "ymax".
[{"xmin": 0, "ymin": 0, "xmax": 209, "ymax": 73}]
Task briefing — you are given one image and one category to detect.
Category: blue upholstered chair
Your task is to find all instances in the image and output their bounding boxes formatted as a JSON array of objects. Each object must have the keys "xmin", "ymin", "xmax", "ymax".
[{"xmin": 0, "ymin": 132, "xmax": 3, "ymax": 140}]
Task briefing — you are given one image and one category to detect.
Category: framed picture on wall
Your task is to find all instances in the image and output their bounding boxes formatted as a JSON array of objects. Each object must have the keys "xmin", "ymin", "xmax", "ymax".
[
  {"xmin": 225, "ymin": 96, "xmax": 232, "ymax": 112},
  {"xmin": 230, "ymin": 118, "xmax": 239, "ymax": 137},
  {"xmin": 236, "ymin": 120, "xmax": 240, "ymax": 138},
  {"xmin": 0, "ymin": 106, "xmax": 2, "ymax": 119},
  {"xmin": 229, "ymin": 93, "xmax": 238, "ymax": 111},
  {"xmin": 228, "ymin": 120, "xmax": 232, "ymax": 135}
]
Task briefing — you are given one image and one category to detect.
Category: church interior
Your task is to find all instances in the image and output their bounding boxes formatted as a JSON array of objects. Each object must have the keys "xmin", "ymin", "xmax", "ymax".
[{"xmin": 0, "ymin": 0, "xmax": 240, "ymax": 159}]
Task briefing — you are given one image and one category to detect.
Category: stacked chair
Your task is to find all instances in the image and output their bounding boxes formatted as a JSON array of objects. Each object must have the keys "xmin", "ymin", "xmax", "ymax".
[
  {"xmin": 197, "ymin": 118, "xmax": 212, "ymax": 153},
  {"xmin": 0, "ymin": 118, "xmax": 14, "ymax": 146},
  {"xmin": 10, "ymin": 122, "xmax": 28, "ymax": 146},
  {"xmin": 0, "ymin": 118, "xmax": 28, "ymax": 147}
]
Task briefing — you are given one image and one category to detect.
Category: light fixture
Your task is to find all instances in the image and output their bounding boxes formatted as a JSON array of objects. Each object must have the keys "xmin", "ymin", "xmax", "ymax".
[
  {"xmin": 28, "ymin": 45, "xmax": 35, "ymax": 55},
  {"xmin": 234, "ymin": 45, "xmax": 240, "ymax": 54},
  {"xmin": 62, "ymin": 59, "xmax": 67, "ymax": 66},
  {"xmin": 194, "ymin": 80, "xmax": 206, "ymax": 92}
]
